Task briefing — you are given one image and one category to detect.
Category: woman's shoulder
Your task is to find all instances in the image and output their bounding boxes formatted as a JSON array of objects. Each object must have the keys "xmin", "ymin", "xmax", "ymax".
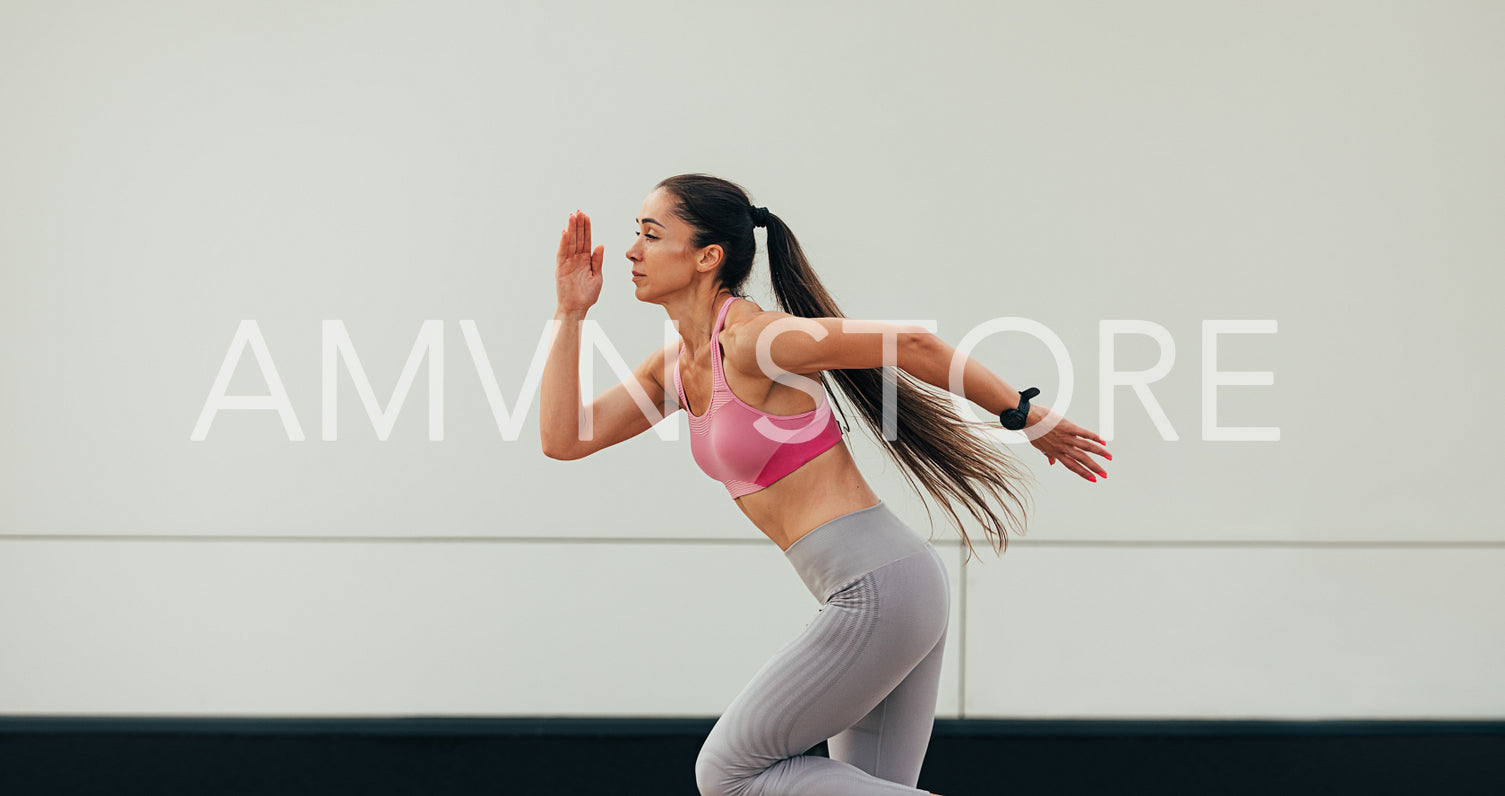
[
  {"xmin": 728, "ymin": 295, "xmax": 765, "ymax": 318},
  {"xmin": 717, "ymin": 298, "xmax": 766, "ymax": 375},
  {"xmin": 718, "ymin": 297, "xmax": 825, "ymax": 382},
  {"xmin": 719, "ymin": 297, "xmax": 767, "ymax": 342}
]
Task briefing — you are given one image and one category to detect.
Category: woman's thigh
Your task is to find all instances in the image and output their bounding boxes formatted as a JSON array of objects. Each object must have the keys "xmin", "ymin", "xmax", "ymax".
[
  {"xmin": 828, "ymin": 610, "xmax": 948, "ymax": 785},
  {"xmin": 699, "ymin": 547, "xmax": 950, "ymax": 779}
]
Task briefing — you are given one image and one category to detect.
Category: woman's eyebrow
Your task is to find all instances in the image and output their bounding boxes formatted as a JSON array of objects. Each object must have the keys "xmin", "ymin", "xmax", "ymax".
[{"xmin": 635, "ymin": 218, "xmax": 666, "ymax": 229}]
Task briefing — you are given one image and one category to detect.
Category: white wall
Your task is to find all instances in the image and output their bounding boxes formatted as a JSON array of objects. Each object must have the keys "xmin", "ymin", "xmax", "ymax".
[{"xmin": 2, "ymin": 0, "xmax": 1501, "ymax": 719}]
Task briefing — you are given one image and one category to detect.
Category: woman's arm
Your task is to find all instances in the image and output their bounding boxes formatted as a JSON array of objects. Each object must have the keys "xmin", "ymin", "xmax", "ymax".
[
  {"xmin": 539, "ymin": 306, "xmax": 590, "ymax": 459},
  {"xmin": 540, "ymin": 209, "xmax": 682, "ymax": 460},
  {"xmin": 900, "ymin": 334, "xmax": 1024, "ymax": 418},
  {"xmin": 905, "ymin": 334, "xmax": 1110, "ymax": 480},
  {"xmin": 542, "ymin": 209, "xmax": 600, "ymax": 458},
  {"xmin": 540, "ymin": 318, "xmax": 677, "ymax": 461},
  {"xmin": 723, "ymin": 310, "xmax": 1111, "ymax": 481},
  {"xmin": 724, "ymin": 311, "xmax": 1030, "ymax": 419}
]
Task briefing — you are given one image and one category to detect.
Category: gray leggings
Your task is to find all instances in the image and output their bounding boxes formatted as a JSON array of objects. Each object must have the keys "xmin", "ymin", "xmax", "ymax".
[{"xmin": 695, "ymin": 501, "xmax": 950, "ymax": 796}]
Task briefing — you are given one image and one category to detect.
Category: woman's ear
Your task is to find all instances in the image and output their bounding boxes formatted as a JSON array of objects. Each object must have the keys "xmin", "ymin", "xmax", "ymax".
[{"xmin": 696, "ymin": 243, "xmax": 724, "ymax": 271}]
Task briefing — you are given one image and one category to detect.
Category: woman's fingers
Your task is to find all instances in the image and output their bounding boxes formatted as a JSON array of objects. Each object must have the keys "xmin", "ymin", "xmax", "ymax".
[
  {"xmin": 1076, "ymin": 433, "xmax": 1111, "ymax": 467},
  {"xmin": 569, "ymin": 210, "xmax": 593, "ymax": 265},
  {"xmin": 571, "ymin": 209, "xmax": 590, "ymax": 255},
  {"xmin": 559, "ymin": 210, "xmax": 600, "ymax": 271},
  {"xmin": 1080, "ymin": 448, "xmax": 1108, "ymax": 479},
  {"xmin": 1061, "ymin": 418, "xmax": 1106, "ymax": 447},
  {"xmin": 1066, "ymin": 428, "xmax": 1111, "ymax": 461},
  {"xmin": 1040, "ymin": 425, "xmax": 1109, "ymax": 482},
  {"xmin": 1059, "ymin": 453, "xmax": 1097, "ymax": 482},
  {"xmin": 1064, "ymin": 435, "xmax": 1108, "ymax": 478},
  {"xmin": 1025, "ymin": 411, "xmax": 1109, "ymax": 483}
]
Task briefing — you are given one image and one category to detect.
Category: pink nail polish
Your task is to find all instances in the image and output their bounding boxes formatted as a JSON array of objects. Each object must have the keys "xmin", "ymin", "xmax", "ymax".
[{"xmin": 1089, "ymin": 475, "xmax": 1097, "ymax": 483}]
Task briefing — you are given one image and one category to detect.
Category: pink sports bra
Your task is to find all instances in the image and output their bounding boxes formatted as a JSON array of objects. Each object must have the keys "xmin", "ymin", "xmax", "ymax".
[{"xmin": 673, "ymin": 296, "xmax": 844, "ymax": 498}]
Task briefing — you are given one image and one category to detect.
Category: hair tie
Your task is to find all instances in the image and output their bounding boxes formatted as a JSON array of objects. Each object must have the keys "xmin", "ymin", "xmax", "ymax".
[{"xmin": 750, "ymin": 206, "xmax": 771, "ymax": 228}]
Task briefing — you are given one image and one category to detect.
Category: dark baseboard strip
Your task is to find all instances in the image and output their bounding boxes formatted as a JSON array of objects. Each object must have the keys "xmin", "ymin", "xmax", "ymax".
[{"xmin": 2, "ymin": 716, "xmax": 1501, "ymax": 796}]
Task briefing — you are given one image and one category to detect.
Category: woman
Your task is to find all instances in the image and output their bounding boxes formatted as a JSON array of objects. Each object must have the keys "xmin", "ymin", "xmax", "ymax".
[{"xmin": 542, "ymin": 174, "xmax": 1110, "ymax": 796}]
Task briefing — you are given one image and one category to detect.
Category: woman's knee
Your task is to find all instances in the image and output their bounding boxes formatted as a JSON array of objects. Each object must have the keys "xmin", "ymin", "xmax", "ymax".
[
  {"xmin": 694, "ymin": 744, "xmax": 746, "ymax": 796},
  {"xmin": 698, "ymin": 725, "xmax": 790, "ymax": 796}
]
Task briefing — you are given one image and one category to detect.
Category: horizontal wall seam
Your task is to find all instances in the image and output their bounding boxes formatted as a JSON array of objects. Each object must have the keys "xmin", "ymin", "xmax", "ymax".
[
  {"xmin": 0, "ymin": 534, "xmax": 956, "ymax": 545},
  {"xmin": 0, "ymin": 535, "xmax": 1501, "ymax": 548},
  {"xmin": 1, "ymin": 716, "xmax": 1502, "ymax": 737}
]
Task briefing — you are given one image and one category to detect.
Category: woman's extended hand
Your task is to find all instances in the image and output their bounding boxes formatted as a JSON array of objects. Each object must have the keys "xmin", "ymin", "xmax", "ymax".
[
  {"xmin": 1023, "ymin": 404, "xmax": 1112, "ymax": 483},
  {"xmin": 556, "ymin": 210, "xmax": 605, "ymax": 314}
]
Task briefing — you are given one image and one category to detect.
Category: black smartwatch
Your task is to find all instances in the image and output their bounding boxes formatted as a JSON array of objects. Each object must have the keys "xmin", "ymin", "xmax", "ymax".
[{"xmin": 999, "ymin": 387, "xmax": 1040, "ymax": 430}]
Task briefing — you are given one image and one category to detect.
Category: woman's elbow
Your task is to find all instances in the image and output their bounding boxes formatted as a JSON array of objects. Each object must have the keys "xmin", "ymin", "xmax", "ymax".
[
  {"xmin": 540, "ymin": 433, "xmax": 581, "ymax": 461},
  {"xmin": 898, "ymin": 330, "xmax": 942, "ymax": 368}
]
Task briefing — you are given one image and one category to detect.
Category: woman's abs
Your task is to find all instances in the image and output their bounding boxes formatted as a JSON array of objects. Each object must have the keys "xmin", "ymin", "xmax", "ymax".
[{"xmin": 734, "ymin": 442, "xmax": 882, "ymax": 551}]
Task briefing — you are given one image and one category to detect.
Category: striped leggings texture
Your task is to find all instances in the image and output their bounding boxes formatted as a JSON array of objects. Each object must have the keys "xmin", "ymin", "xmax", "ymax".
[{"xmin": 695, "ymin": 502, "xmax": 950, "ymax": 796}]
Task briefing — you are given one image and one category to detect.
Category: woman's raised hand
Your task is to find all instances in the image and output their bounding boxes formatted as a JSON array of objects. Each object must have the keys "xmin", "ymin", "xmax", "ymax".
[
  {"xmin": 1023, "ymin": 404, "xmax": 1112, "ymax": 483},
  {"xmin": 556, "ymin": 210, "xmax": 605, "ymax": 314}
]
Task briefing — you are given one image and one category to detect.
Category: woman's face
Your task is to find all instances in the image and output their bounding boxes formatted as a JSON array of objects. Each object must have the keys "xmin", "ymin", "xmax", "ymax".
[{"xmin": 625, "ymin": 188, "xmax": 716, "ymax": 301}]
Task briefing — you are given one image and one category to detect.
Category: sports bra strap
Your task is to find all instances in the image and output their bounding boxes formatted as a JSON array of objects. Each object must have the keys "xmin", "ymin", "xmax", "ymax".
[{"xmin": 709, "ymin": 295, "xmax": 737, "ymax": 387}]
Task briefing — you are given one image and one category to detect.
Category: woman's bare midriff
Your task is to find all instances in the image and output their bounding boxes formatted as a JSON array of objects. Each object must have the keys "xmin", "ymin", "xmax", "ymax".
[{"xmin": 733, "ymin": 440, "xmax": 882, "ymax": 552}]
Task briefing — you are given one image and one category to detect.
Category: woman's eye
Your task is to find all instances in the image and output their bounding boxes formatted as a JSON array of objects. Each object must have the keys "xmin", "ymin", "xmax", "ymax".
[{"xmin": 635, "ymin": 231, "xmax": 658, "ymax": 240}]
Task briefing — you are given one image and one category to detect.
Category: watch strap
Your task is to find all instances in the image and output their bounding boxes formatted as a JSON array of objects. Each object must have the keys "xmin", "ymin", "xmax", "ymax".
[{"xmin": 999, "ymin": 387, "xmax": 1040, "ymax": 430}]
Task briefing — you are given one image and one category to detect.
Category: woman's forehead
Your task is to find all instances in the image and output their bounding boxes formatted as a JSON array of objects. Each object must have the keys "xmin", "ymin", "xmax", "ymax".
[{"xmin": 637, "ymin": 191, "xmax": 676, "ymax": 226}]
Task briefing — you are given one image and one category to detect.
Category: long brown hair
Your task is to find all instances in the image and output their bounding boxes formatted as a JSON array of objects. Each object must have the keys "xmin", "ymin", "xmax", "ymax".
[{"xmin": 656, "ymin": 173, "xmax": 1035, "ymax": 560}]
